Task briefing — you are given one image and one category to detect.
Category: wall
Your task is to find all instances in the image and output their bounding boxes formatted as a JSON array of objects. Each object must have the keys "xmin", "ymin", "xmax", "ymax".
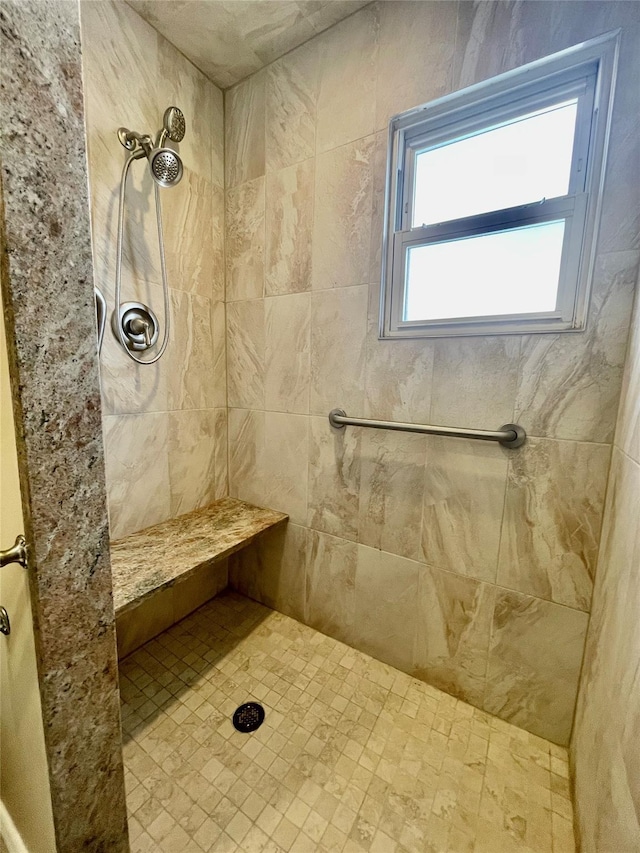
[
  {"xmin": 226, "ymin": 0, "xmax": 640, "ymax": 746},
  {"xmin": 1, "ymin": 284, "xmax": 56, "ymax": 853},
  {"xmin": 571, "ymin": 268, "xmax": 640, "ymax": 851},
  {"xmin": 0, "ymin": 1, "xmax": 128, "ymax": 848},
  {"xmin": 80, "ymin": 0, "xmax": 227, "ymax": 541}
]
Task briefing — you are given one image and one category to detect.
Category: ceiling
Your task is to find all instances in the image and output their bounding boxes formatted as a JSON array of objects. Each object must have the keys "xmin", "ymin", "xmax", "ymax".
[{"xmin": 127, "ymin": 0, "xmax": 371, "ymax": 89}]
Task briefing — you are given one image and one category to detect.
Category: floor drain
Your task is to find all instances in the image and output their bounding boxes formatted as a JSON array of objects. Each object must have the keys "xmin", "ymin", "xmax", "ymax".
[{"xmin": 232, "ymin": 702, "xmax": 265, "ymax": 733}]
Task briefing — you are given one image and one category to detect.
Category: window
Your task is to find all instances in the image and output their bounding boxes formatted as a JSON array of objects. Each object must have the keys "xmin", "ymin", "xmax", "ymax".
[{"xmin": 380, "ymin": 32, "xmax": 620, "ymax": 339}]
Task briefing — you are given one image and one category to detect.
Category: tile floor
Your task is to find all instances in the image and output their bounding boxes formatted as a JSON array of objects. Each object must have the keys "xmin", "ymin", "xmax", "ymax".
[{"xmin": 119, "ymin": 591, "xmax": 575, "ymax": 853}]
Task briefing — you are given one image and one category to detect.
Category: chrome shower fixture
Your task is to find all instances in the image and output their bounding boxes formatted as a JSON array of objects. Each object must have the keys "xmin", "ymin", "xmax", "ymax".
[
  {"xmin": 112, "ymin": 106, "xmax": 186, "ymax": 365},
  {"xmin": 117, "ymin": 105, "xmax": 185, "ymax": 188},
  {"xmin": 150, "ymin": 147, "xmax": 183, "ymax": 188},
  {"xmin": 159, "ymin": 106, "xmax": 186, "ymax": 145}
]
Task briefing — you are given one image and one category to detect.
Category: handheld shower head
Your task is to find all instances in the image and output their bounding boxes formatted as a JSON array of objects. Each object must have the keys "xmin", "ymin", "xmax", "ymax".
[
  {"xmin": 149, "ymin": 147, "xmax": 183, "ymax": 187},
  {"xmin": 162, "ymin": 106, "xmax": 186, "ymax": 143}
]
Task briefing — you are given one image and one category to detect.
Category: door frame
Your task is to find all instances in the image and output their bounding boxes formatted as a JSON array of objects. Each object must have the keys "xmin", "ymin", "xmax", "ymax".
[{"xmin": 0, "ymin": 2, "xmax": 128, "ymax": 850}]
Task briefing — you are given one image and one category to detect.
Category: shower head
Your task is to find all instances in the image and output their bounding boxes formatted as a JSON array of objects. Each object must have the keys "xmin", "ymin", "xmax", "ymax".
[
  {"xmin": 162, "ymin": 106, "xmax": 186, "ymax": 143},
  {"xmin": 149, "ymin": 147, "xmax": 183, "ymax": 187}
]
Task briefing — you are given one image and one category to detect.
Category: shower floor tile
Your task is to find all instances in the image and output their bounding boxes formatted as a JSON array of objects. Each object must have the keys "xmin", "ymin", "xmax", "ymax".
[{"xmin": 119, "ymin": 590, "xmax": 575, "ymax": 853}]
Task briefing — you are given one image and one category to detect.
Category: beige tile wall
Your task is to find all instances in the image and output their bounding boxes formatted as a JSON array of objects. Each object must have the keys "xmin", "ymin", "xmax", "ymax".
[
  {"xmin": 571, "ymin": 266, "xmax": 640, "ymax": 850},
  {"xmin": 226, "ymin": 0, "xmax": 640, "ymax": 746},
  {"xmin": 116, "ymin": 559, "xmax": 228, "ymax": 658},
  {"xmin": 80, "ymin": 0, "xmax": 227, "ymax": 539}
]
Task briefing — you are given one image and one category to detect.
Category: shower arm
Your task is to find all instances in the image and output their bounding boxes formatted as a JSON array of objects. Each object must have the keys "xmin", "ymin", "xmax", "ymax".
[
  {"xmin": 113, "ymin": 151, "xmax": 171, "ymax": 365},
  {"xmin": 117, "ymin": 127, "xmax": 152, "ymax": 156}
]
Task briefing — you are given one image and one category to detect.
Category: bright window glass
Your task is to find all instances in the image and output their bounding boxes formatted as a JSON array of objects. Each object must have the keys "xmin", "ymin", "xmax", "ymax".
[
  {"xmin": 412, "ymin": 100, "xmax": 578, "ymax": 227},
  {"xmin": 403, "ymin": 220, "xmax": 566, "ymax": 321}
]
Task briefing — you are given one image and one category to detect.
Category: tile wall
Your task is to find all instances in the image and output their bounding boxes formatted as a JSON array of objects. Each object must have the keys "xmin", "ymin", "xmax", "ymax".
[
  {"xmin": 80, "ymin": 0, "xmax": 227, "ymax": 540},
  {"xmin": 571, "ymin": 267, "xmax": 640, "ymax": 851},
  {"xmin": 226, "ymin": 0, "xmax": 640, "ymax": 745}
]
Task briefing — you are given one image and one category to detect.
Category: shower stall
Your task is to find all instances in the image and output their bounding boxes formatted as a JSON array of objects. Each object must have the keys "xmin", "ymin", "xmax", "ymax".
[{"xmin": 1, "ymin": 1, "xmax": 639, "ymax": 852}]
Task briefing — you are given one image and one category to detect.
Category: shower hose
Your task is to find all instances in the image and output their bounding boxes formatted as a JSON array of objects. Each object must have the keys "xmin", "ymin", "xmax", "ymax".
[{"xmin": 114, "ymin": 150, "xmax": 171, "ymax": 365}]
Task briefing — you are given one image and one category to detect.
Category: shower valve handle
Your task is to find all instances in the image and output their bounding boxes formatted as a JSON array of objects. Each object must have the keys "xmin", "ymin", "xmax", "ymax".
[
  {"xmin": 112, "ymin": 302, "xmax": 160, "ymax": 352},
  {"xmin": 129, "ymin": 316, "xmax": 152, "ymax": 347}
]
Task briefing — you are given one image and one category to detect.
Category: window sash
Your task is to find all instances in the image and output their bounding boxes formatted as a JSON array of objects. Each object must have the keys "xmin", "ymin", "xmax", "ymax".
[
  {"xmin": 398, "ymin": 72, "xmax": 596, "ymax": 234},
  {"xmin": 380, "ymin": 30, "xmax": 620, "ymax": 340},
  {"xmin": 389, "ymin": 193, "xmax": 589, "ymax": 336}
]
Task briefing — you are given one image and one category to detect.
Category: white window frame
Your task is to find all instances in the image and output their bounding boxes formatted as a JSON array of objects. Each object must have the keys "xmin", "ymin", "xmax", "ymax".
[{"xmin": 380, "ymin": 31, "xmax": 620, "ymax": 340}]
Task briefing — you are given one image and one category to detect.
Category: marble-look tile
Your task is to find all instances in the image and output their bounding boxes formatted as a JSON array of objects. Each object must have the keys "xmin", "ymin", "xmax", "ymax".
[
  {"xmin": 211, "ymin": 183, "xmax": 225, "ymax": 301},
  {"xmin": 358, "ymin": 429, "xmax": 426, "ymax": 562},
  {"xmin": 227, "ymin": 299, "xmax": 265, "ymax": 410},
  {"xmin": 103, "ymin": 412, "xmax": 171, "ymax": 540},
  {"xmin": 129, "ymin": 0, "xmax": 258, "ymax": 89},
  {"xmin": 230, "ymin": 523, "xmax": 308, "ymax": 622},
  {"xmin": 306, "ymin": 530, "xmax": 358, "ymax": 645},
  {"xmin": 262, "ymin": 412, "xmax": 309, "ymax": 525},
  {"xmin": 413, "ymin": 568, "xmax": 495, "ymax": 707},
  {"xmin": 168, "ymin": 289, "xmax": 215, "ymax": 411},
  {"xmin": 307, "ymin": 416, "xmax": 361, "ymax": 542},
  {"xmin": 116, "ymin": 584, "xmax": 175, "ymax": 660},
  {"xmin": 225, "ymin": 176, "xmax": 265, "ymax": 303},
  {"xmin": 212, "ymin": 301, "xmax": 227, "ymax": 410},
  {"xmin": 368, "ymin": 130, "xmax": 390, "ymax": 285},
  {"xmin": 430, "ymin": 336, "xmax": 520, "ymax": 431},
  {"xmin": 616, "ymin": 274, "xmax": 640, "ymax": 464},
  {"xmin": 81, "ymin": 3, "xmax": 161, "ymax": 296},
  {"xmin": 128, "ymin": 0, "xmax": 370, "ymax": 88},
  {"xmin": 514, "ymin": 251, "xmax": 639, "ymax": 443},
  {"xmin": 352, "ymin": 545, "xmax": 420, "ymax": 674},
  {"xmin": 157, "ymin": 35, "xmax": 218, "ymax": 184},
  {"xmin": 265, "ymin": 293, "xmax": 310, "ymax": 414},
  {"xmin": 309, "ymin": 286, "xmax": 368, "ymax": 416},
  {"xmin": 497, "ymin": 438, "xmax": 610, "ymax": 611},
  {"xmin": 266, "ymin": 44, "xmax": 318, "ymax": 172},
  {"xmin": 265, "ymin": 159, "xmax": 314, "ymax": 296},
  {"xmin": 306, "ymin": 1, "xmax": 371, "ymax": 35},
  {"xmin": 173, "ymin": 559, "xmax": 228, "ymax": 623},
  {"xmin": 596, "ymin": 23, "xmax": 640, "ymax": 256},
  {"xmin": 312, "ymin": 137, "xmax": 375, "ymax": 291},
  {"xmin": 363, "ymin": 318, "xmax": 434, "ymax": 425},
  {"xmin": 422, "ymin": 437, "xmax": 509, "ymax": 584},
  {"xmin": 375, "ymin": 0, "xmax": 457, "ymax": 129},
  {"xmin": 81, "ymin": 1, "xmax": 158, "ymax": 137},
  {"xmin": 211, "ymin": 85, "xmax": 225, "ymax": 189},
  {"xmin": 249, "ymin": 3, "xmax": 316, "ymax": 66},
  {"xmin": 225, "ymin": 71, "xmax": 265, "ymax": 189},
  {"xmin": 315, "ymin": 5, "xmax": 378, "ymax": 154},
  {"xmin": 168, "ymin": 409, "xmax": 217, "ymax": 517},
  {"xmin": 572, "ymin": 447, "xmax": 640, "ymax": 852},
  {"xmin": 483, "ymin": 589, "xmax": 589, "ymax": 745},
  {"xmin": 98, "ymin": 281, "xmax": 170, "ymax": 416},
  {"xmin": 228, "ymin": 408, "xmax": 265, "ymax": 509},
  {"xmin": 121, "ymin": 588, "xmax": 571, "ymax": 853},
  {"xmin": 214, "ymin": 408, "xmax": 229, "ymax": 499},
  {"xmin": 454, "ymin": 0, "xmax": 627, "ymax": 90},
  {"xmin": 86, "ymin": 130, "xmax": 161, "ymax": 303}
]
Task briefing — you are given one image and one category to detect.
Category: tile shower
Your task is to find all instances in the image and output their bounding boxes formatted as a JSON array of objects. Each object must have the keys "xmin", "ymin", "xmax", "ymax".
[
  {"xmin": 2, "ymin": 0, "xmax": 637, "ymax": 851},
  {"xmin": 82, "ymin": 0, "xmax": 638, "ymax": 849}
]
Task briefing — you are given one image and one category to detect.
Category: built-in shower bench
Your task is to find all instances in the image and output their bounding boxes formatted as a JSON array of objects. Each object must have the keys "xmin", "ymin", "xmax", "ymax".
[{"xmin": 110, "ymin": 497, "xmax": 288, "ymax": 617}]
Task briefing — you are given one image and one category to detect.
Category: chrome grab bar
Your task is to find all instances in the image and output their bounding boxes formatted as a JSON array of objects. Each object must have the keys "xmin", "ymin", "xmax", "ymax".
[{"xmin": 328, "ymin": 409, "xmax": 526, "ymax": 449}]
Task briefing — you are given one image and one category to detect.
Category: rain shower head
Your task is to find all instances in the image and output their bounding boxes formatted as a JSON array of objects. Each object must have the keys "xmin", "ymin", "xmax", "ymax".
[{"xmin": 149, "ymin": 147, "xmax": 183, "ymax": 187}]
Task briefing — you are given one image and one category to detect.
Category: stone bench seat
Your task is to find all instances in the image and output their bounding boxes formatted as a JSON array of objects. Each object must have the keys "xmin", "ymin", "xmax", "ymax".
[{"xmin": 110, "ymin": 497, "xmax": 288, "ymax": 616}]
